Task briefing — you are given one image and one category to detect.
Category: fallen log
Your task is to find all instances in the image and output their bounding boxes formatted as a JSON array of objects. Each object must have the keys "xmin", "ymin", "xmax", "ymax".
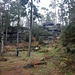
[
  {"xmin": 24, "ymin": 61, "xmax": 47, "ymax": 69},
  {"xmin": 35, "ymin": 61, "xmax": 47, "ymax": 65}
]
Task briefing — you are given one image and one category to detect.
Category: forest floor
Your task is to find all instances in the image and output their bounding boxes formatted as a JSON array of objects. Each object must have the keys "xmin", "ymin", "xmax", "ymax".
[{"xmin": 0, "ymin": 40, "xmax": 75, "ymax": 75}]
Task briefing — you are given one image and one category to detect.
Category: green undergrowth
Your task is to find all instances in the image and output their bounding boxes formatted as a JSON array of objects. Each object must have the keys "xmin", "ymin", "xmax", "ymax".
[{"xmin": 0, "ymin": 40, "xmax": 75, "ymax": 75}]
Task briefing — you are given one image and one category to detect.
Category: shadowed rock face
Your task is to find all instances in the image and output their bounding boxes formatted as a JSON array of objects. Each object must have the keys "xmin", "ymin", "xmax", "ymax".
[{"xmin": 42, "ymin": 22, "xmax": 61, "ymax": 40}]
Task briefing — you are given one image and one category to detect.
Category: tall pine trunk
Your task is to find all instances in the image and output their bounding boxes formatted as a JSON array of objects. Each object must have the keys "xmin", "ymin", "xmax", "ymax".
[
  {"xmin": 16, "ymin": 1, "xmax": 20, "ymax": 57},
  {"xmin": 27, "ymin": 0, "xmax": 33, "ymax": 57},
  {"xmin": 1, "ymin": 15, "xmax": 4, "ymax": 55},
  {"xmin": 5, "ymin": 27, "xmax": 8, "ymax": 44}
]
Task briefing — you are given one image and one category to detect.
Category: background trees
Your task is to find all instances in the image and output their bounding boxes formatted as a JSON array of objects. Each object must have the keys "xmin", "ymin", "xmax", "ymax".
[
  {"xmin": 58, "ymin": 0, "xmax": 75, "ymax": 25},
  {"xmin": 60, "ymin": 0, "xmax": 75, "ymax": 47},
  {"xmin": 0, "ymin": 0, "xmax": 42, "ymax": 55},
  {"xmin": 0, "ymin": 0, "xmax": 75, "ymax": 55},
  {"xmin": 61, "ymin": 21, "xmax": 75, "ymax": 47}
]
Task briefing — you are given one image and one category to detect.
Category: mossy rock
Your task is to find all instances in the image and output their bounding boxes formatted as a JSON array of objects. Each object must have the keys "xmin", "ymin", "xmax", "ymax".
[{"xmin": 24, "ymin": 64, "xmax": 34, "ymax": 69}]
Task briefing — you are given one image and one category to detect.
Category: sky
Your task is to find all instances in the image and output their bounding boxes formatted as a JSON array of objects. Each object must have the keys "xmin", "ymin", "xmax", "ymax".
[
  {"xmin": 34, "ymin": 0, "xmax": 62, "ymax": 23},
  {"xmin": 34, "ymin": 0, "xmax": 50, "ymax": 14},
  {"xmin": 0, "ymin": 0, "xmax": 60, "ymax": 23},
  {"xmin": 0, "ymin": 0, "xmax": 52, "ymax": 26},
  {"xmin": 37, "ymin": 0, "xmax": 50, "ymax": 8},
  {"xmin": 34, "ymin": 0, "xmax": 59, "ymax": 23},
  {"xmin": 0, "ymin": 0, "xmax": 51, "ymax": 13}
]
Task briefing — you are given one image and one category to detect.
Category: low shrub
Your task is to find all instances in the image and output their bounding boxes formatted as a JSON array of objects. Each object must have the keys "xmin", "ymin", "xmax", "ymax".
[{"xmin": 38, "ymin": 38, "xmax": 43, "ymax": 44}]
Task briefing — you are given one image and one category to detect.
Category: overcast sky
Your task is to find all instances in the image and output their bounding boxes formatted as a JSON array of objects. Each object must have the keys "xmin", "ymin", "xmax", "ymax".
[
  {"xmin": 37, "ymin": 0, "xmax": 50, "ymax": 8},
  {"xmin": 34, "ymin": 0, "xmax": 50, "ymax": 14}
]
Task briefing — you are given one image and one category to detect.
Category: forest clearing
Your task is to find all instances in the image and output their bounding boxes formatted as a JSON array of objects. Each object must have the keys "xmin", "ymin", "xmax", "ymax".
[
  {"xmin": 0, "ymin": 40, "xmax": 75, "ymax": 75},
  {"xmin": 0, "ymin": 0, "xmax": 75, "ymax": 75}
]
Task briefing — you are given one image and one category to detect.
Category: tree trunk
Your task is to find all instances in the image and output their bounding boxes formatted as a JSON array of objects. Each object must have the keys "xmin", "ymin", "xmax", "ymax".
[
  {"xmin": 1, "ymin": 34, "xmax": 4, "ymax": 55},
  {"xmin": 27, "ymin": 0, "xmax": 33, "ymax": 57},
  {"xmin": 1, "ymin": 15, "xmax": 4, "ymax": 55},
  {"xmin": 16, "ymin": 1, "xmax": 20, "ymax": 57},
  {"xmin": 5, "ymin": 27, "xmax": 8, "ymax": 44}
]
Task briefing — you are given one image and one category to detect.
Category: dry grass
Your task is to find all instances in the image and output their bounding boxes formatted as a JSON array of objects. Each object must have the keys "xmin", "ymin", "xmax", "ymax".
[{"xmin": 0, "ymin": 40, "xmax": 75, "ymax": 75}]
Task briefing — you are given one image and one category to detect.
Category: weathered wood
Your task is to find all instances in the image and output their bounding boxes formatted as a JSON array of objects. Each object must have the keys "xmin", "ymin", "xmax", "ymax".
[
  {"xmin": 35, "ymin": 61, "xmax": 47, "ymax": 65},
  {"xmin": 24, "ymin": 61, "xmax": 47, "ymax": 69}
]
